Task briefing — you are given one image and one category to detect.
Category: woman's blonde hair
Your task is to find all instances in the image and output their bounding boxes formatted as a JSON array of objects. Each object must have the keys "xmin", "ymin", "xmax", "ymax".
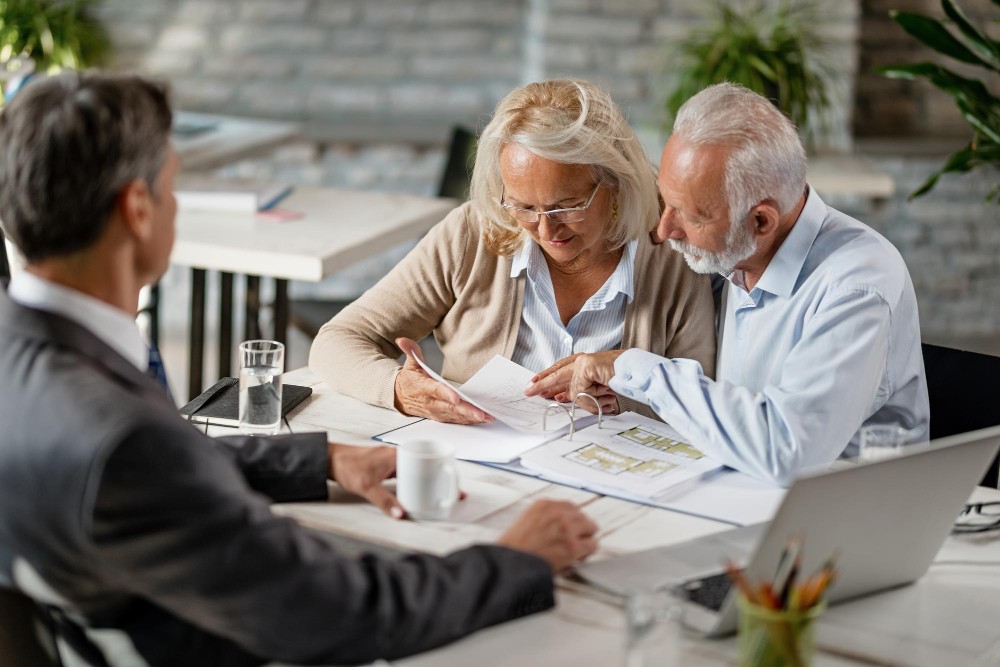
[{"xmin": 469, "ymin": 79, "xmax": 659, "ymax": 256}]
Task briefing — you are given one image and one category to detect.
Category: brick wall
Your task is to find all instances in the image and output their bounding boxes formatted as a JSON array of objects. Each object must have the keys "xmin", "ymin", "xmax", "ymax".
[
  {"xmin": 855, "ymin": 0, "xmax": 1000, "ymax": 138},
  {"xmin": 98, "ymin": 0, "xmax": 859, "ymax": 146}
]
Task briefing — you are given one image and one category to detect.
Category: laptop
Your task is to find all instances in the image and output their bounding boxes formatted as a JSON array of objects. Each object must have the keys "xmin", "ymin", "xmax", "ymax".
[{"xmin": 577, "ymin": 425, "xmax": 1000, "ymax": 637}]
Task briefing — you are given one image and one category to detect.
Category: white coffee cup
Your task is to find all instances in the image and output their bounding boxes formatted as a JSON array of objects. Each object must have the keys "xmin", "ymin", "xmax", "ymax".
[{"xmin": 396, "ymin": 440, "xmax": 459, "ymax": 521}]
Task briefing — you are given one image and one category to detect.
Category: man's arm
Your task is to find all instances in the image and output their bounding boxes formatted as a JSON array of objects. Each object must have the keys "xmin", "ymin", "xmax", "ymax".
[
  {"xmin": 611, "ymin": 289, "xmax": 892, "ymax": 485},
  {"xmin": 88, "ymin": 420, "xmax": 558, "ymax": 665},
  {"xmin": 213, "ymin": 432, "xmax": 329, "ymax": 502}
]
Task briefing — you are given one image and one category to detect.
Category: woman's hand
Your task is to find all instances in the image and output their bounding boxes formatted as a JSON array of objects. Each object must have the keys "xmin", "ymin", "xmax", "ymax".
[
  {"xmin": 393, "ymin": 337, "xmax": 493, "ymax": 424},
  {"xmin": 525, "ymin": 350, "xmax": 624, "ymax": 415}
]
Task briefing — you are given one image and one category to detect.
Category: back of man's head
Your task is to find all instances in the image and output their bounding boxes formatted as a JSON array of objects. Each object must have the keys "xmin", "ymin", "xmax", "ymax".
[
  {"xmin": 673, "ymin": 83, "xmax": 806, "ymax": 220},
  {"xmin": 0, "ymin": 71, "xmax": 172, "ymax": 263}
]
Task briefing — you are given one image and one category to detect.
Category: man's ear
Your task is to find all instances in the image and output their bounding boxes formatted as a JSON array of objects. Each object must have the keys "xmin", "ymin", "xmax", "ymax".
[
  {"xmin": 117, "ymin": 179, "xmax": 154, "ymax": 241},
  {"xmin": 751, "ymin": 201, "xmax": 781, "ymax": 237}
]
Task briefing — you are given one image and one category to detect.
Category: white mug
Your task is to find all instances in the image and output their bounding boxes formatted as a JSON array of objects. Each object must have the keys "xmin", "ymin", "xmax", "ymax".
[{"xmin": 396, "ymin": 440, "xmax": 459, "ymax": 521}]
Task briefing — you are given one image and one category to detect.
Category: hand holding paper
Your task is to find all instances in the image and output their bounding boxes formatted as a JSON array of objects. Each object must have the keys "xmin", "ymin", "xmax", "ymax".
[{"xmin": 393, "ymin": 337, "xmax": 493, "ymax": 425}]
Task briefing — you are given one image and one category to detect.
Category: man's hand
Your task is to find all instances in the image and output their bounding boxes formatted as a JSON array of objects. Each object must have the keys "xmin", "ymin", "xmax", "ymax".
[
  {"xmin": 328, "ymin": 443, "xmax": 405, "ymax": 520},
  {"xmin": 525, "ymin": 350, "xmax": 624, "ymax": 414},
  {"xmin": 393, "ymin": 337, "xmax": 493, "ymax": 424},
  {"xmin": 498, "ymin": 499, "xmax": 598, "ymax": 572}
]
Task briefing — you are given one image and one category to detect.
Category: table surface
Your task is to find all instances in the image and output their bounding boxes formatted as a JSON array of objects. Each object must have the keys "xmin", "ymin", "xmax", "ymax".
[
  {"xmin": 252, "ymin": 367, "xmax": 1000, "ymax": 667},
  {"xmin": 170, "ymin": 186, "xmax": 458, "ymax": 281},
  {"xmin": 173, "ymin": 111, "xmax": 301, "ymax": 173}
]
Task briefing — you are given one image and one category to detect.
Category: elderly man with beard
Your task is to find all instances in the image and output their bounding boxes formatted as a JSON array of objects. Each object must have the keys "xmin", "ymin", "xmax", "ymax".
[{"xmin": 527, "ymin": 83, "xmax": 929, "ymax": 485}]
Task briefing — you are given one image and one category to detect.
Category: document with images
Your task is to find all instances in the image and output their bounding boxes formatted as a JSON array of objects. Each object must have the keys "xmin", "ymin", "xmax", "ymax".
[{"xmin": 520, "ymin": 412, "xmax": 725, "ymax": 499}]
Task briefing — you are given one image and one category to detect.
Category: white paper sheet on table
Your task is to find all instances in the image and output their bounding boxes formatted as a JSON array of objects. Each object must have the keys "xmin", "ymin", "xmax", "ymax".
[
  {"xmin": 415, "ymin": 354, "xmax": 577, "ymax": 432},
  {"xmin": 374, "ymin": 418, "xmax": 582, "ymax": 464}
]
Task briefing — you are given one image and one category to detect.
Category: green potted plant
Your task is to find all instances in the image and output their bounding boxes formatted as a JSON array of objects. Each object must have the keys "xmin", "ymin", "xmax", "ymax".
[
  {"xmin": 881, "ymin": 0, "xmax": 1000, "ymax": 203},
  {"xmin": 0, "ymin": 0, "xmax": 108, "ymax": 102},
  {"xmin": 663, "ymin": 0, "xmax": 835, "ymax": 143}
]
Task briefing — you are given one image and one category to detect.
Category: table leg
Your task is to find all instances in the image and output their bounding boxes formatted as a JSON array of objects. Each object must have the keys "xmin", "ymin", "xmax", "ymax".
[
  {"xmin": 274, "ymin": 278, "xmax": 288, "ymax": 349},
  {"xmin": 188, "ymin": 268, "xmax": 206, "ymax": 401},
  {"xmin": 219, "ymin": 272, "xmax": 233, "ymax": 378},
  {"xmin": 245, "ymin": 275, "xmax": 261, "ymax": 341}
]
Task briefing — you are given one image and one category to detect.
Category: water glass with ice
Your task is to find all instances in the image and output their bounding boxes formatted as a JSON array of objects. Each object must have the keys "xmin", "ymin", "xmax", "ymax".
[{"xmin": 239, "ymin": 340, "xmax": 284, "ymax": 436}]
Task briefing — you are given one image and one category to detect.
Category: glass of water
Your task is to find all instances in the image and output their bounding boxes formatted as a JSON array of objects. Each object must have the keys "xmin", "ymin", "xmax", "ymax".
[
  {"xmin": 624, "ymin": 586, "xmax": 684, "ymax": 667},
  {"xmin": 858, "ymin": 423, "xmax": 912, "ymax": 463},
  {"xmin": 239, "ymin": 340, "xmax": 284, "ymax": 436}
]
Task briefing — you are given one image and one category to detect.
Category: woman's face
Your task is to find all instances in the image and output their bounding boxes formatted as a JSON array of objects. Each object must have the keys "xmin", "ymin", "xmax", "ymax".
[{"xmin": 498, "ymin": 144, "xmax": 613, "ymax": 271}]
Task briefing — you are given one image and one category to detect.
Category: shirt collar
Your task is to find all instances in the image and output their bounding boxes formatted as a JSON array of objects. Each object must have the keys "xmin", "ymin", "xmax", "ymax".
[
  {"xmin": 751, "ymin": 185, "xmax": 826, "ymax": 298},
  {"xmin": 509, "ymin": 239, "xmax": 637, "ymax": 305},
  {"xmin": 8, "ymin": 271, "xmax": 148, "ymax": 371}
]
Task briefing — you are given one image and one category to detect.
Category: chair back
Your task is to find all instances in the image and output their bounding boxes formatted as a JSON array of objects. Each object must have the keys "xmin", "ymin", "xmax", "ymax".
[
  {"xmin": 922, "ymin": 342, "xmax": 1000, "ymax": 488},
  {"xmin": 436, "ymin": 126, "xmax": 477, "ymax": 201},
  {"xmin": 0, "ymin": 586, "xmax": 62, "ymax": 667}
]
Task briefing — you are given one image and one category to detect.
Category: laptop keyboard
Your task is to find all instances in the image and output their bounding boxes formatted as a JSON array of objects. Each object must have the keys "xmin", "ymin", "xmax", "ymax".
[{"xmin": 684, "ymin": 571, "xmax": 733, "ymax": 612}]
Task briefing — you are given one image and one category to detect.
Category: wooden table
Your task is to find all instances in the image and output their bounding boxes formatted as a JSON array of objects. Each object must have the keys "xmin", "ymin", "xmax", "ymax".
[
  {"xmin": 170, "ymin": 188, "xmax": 457, "ymax": 400},
  {"xmin": 249, "ymin": 367, "xmax": 1000, "ymax": 667}
]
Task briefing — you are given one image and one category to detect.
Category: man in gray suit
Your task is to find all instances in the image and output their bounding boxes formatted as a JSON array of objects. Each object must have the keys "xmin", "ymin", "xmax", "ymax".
[{"xmin": 0, "ymin": 72, "xmax": 598, "ymax": 666}]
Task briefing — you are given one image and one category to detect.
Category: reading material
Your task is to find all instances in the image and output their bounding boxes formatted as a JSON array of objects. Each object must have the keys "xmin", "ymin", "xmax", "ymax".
[
  {"xmin": 175, "ymin": 182, "xmax": 294, "ymax": 213},
  {"xmin": 520, "ymin": 412, "xmax": 724, "ymax": 499},
  {"xmin": 414, "ymin": 354, "xmax": 578, "ymax": 433}
]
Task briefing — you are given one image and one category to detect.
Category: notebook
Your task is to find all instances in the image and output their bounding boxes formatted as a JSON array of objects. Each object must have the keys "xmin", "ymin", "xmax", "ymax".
[
  {"xmin": 179, "ymin": 377, "xmax": 313, "ymax": 428},
  {"xmin": 577, "ymin": 425, "xmax": 1000, "ymax": 637}
]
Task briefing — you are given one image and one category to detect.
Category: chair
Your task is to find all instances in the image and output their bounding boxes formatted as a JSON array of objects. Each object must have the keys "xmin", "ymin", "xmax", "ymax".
[
  {"xmin": 288, "ymin": 126, "xmax": 478, "ymax": 340},
  {"xmin": 922, "ymin": 342, "xmax": 1000, "ymax": 488},
  {"xmin": 0, "ymin": 587, "xmax": 62, "ymax": 667}
]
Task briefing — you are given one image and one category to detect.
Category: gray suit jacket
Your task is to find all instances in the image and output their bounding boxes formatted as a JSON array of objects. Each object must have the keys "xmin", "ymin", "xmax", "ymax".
[{"xmin": 0, "ymin": 288, "xmax": 554, "ymax": 666}]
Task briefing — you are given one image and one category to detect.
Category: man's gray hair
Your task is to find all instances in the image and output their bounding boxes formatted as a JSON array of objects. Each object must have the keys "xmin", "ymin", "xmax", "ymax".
[
  {"xmin": 673, "ymin": 83, "xmax": 806, "ymax": 223},
  {"xmin": 470, "ymin": 78, "xmax": 659, "ymax": 256}
]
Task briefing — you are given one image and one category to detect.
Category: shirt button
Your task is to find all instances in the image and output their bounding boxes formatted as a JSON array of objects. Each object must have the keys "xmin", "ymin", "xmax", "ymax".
[{"xmin": 623, "ymin": 373, "xmax": 632, "ymax": 381}]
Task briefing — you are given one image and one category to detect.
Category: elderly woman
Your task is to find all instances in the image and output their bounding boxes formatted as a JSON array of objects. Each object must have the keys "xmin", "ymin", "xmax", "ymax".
[{"xmin": 309, "ymin": 79, "xmax": 716, "ymax": 423}]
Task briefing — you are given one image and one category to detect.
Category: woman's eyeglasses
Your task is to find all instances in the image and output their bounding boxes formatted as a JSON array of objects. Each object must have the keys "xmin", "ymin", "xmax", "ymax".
[
  {"xmin": 499, "ymin": 182, "xmax": 602, "ymax": 224},
  {"xmin": 952, "ymin": 501, "xmax": 1000, "ymax": 534}
]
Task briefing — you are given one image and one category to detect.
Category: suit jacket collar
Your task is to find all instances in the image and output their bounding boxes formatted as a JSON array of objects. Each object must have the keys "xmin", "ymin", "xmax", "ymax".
[{"xmin": 0, "ymin": 283, "xmax": 170, "ymax": 406}]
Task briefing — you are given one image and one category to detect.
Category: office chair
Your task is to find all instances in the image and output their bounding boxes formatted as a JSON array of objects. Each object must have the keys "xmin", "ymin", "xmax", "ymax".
[
  {"xmin": 0, "ymin": 587, "xmax": 63, "ymax": 667},
  {"xmin": 922, "ymin": 342, "xmax": 1000, "ymax": 488},
  {"xmin": 288, "ymin": 126, "xmax": 478, "ymax": 340}
]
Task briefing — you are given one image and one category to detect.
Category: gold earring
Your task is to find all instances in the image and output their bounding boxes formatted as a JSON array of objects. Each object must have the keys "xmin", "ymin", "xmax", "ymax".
[{"xmin": 611, "ymin": 197, "xmax": 619, "ymax": 223}]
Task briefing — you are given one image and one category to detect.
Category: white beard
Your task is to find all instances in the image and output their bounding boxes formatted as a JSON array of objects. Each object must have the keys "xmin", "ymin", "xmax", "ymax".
[{"xmin": 669, "ymin": 215, "xmax": 757, "ymax": 276}]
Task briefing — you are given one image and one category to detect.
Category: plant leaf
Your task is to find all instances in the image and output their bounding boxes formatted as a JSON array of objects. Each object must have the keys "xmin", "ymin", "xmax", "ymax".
[
  {"xmin": 889, "ymin": 10, "xmax": 993, "ymax": 67},
  {"xmin": 941, "ymin": 0, "xmax": 1000, "ymax": 70}
]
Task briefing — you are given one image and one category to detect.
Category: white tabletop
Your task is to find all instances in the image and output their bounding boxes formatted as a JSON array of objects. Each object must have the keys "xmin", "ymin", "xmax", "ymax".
[
  {"xmin": 266, "ymin": 367, "xmax": 1000, "ymax": 667},
  {"xmin": 173, "ymin": 111, "xmax": 301, "ymax": 173},
  {"xmin": 170, "ymin": 187, "xmax": 458, "ymax": 281}
]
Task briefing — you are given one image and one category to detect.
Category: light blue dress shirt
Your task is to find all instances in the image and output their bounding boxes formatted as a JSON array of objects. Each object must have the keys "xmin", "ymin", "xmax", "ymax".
[
  {"xmin": 511, "ymin": 239, "xmax": 636, "ymax": 372},
  {"xmin": 611, "ymin": 188, "xmax": 929, "ymax": 485}
]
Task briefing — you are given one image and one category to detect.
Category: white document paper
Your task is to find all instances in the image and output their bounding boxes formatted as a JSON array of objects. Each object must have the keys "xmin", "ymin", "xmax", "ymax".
[
  {"xmin": 415, "ymin": 354, "xmax": 577, "ymax": 433},
  {"xmin": 376, "ymin": 418, "xmax": 576, "ymax": 464},
  {"xmin": 520, "ymin": 412, "xmax": 725, "ymax": 499}
]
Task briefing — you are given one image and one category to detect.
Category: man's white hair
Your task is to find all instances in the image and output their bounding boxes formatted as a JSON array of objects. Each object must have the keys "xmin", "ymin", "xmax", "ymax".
[{"xmin": 672, "ymin": 83, "xmax": 807, "ymax": 224}]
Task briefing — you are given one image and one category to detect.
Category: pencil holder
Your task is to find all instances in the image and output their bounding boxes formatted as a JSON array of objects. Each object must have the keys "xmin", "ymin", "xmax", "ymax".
[{"xmin": 737, "ymin": 596, "xmax": 825, "ymax": 667}]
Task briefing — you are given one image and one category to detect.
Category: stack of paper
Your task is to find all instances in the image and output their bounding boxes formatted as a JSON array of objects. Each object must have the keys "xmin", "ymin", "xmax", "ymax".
[
  {"xmin": 176, "ymin": 182, "xmax": 293, "ymax": 213},
  {"xmin": 375, "ymin": 355, "xmax": 592, "ymax": 463}
]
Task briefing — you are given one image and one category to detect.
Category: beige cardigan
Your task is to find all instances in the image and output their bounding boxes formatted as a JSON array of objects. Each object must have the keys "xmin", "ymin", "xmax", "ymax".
[{"xmin": 309, "ymin": 202, "xmax": 716, "ymax": 418}]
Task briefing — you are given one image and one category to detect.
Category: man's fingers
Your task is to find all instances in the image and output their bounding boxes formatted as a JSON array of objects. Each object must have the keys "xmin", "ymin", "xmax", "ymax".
[{"xmin": 363, "ymin": 483, "xmax": 406, "ymax": 520}]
